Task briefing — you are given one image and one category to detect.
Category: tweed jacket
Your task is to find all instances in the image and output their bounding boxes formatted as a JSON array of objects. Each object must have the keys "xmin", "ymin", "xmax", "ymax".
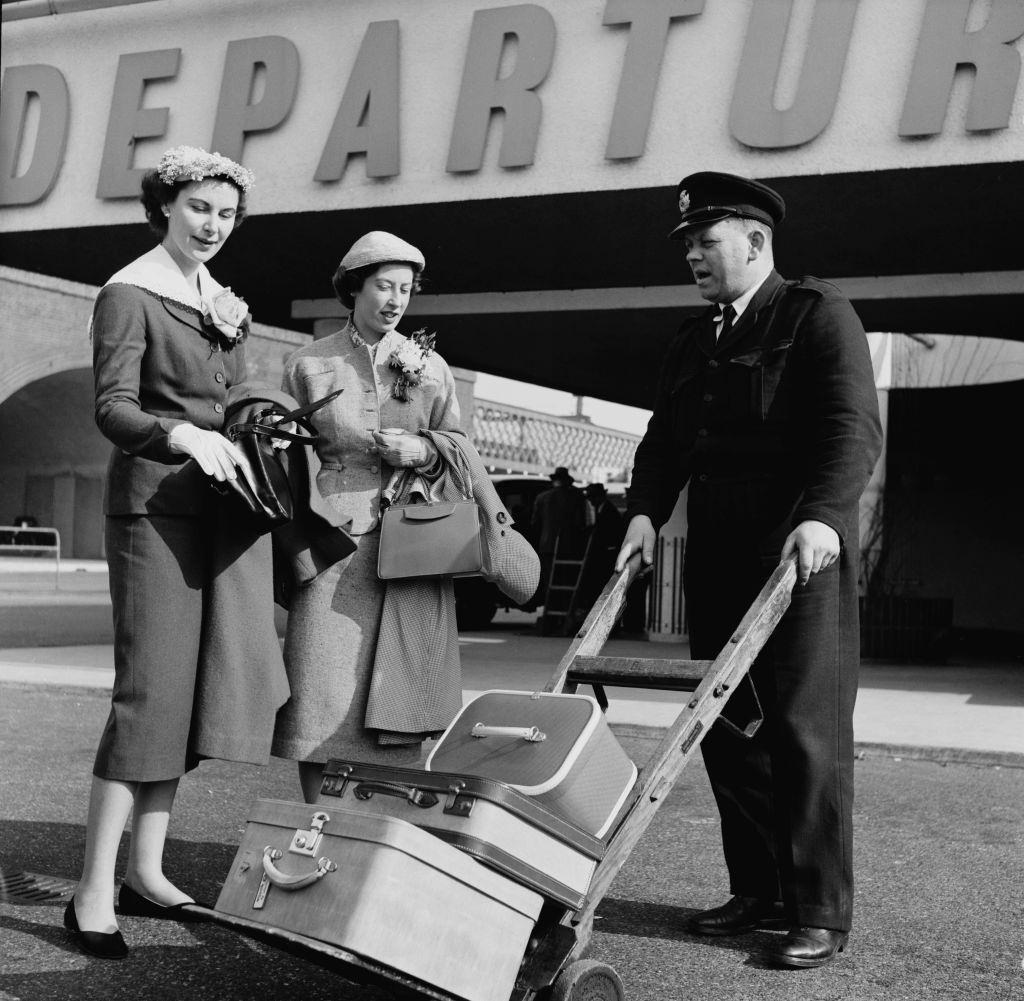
[
  {"xmin": 282, "ymin": 325, "xmax": 462, "ymax": 534},
  {"xmin": 92, "ymin": 252, "xmax": 248, "ymax": 516}
]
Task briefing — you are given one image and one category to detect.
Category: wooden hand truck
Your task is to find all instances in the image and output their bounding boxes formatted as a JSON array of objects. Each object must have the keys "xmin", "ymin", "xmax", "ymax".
[{"xmin": 201, "ymin": 553, "xmax": 798, "ymax": 1001}]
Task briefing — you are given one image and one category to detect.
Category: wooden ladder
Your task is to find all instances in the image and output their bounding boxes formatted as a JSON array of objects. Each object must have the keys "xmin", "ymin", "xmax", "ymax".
[{"xmin": 539, "ymin": 534, "xmax": 592, "ymax": 636}]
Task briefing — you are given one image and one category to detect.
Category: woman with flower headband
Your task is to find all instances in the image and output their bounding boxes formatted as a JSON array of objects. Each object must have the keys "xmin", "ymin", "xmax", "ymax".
[
  {"xmin": 271, "ymin": 231, "xmax": 467, "ymax": 800},
  {"xmin": 66, "ymin": 146, "xmax": 288, "ymax": 959}
]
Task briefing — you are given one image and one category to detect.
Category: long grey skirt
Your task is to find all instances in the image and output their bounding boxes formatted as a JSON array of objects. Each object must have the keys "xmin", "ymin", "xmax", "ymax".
[{"xmin": 271, "ymin": 531, "xmax": 421, "ymax": 765}]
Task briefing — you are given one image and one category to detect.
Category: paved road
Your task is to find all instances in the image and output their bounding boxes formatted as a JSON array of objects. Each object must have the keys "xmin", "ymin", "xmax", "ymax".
[{"xmin": 1, "ymin": 684, "xmax": 1022, "ymax": 1001}]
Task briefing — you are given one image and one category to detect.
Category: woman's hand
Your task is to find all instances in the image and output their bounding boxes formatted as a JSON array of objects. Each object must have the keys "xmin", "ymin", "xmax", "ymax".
[
  {"xmin": 168, "ymin": 423, "xmax": 244, "ymax": 481},
  {"xmin": 370, "ymin": 429, "xmax": 436, "ymax": 468}
]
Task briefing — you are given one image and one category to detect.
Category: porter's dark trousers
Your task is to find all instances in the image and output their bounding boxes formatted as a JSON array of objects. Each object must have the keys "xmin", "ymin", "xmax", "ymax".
[{"xmin": 684, "ymin": 529, "xmax": 858, "ymax": 932}]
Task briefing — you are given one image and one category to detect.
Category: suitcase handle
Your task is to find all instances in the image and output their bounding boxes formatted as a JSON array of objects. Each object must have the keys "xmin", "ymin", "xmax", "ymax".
[
  {"xmin": 352, "ymin": 780, "xmax": 440, "ymax": 809},
  {"xmin": 261, "ymin": 847, "xmax": 338, "ymax": 890},
  {"xmin": 470, "ymin": 723, "xmax": 547, "ymax": 742}
]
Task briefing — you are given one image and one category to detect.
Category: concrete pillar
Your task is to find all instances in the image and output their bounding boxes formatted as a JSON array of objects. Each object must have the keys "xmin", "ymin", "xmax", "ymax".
[
  {"xmin": 450, "ymin": 367, "xmax": 477, "ymax": 436},
  {"xmin": 648, "ymin": 488, "xmax": 688, "ymax": 642},
  {"xmin": 51, "ymin": 473, "xmax": 76, "ymax": 557},
  {"xmin": 859, "ymin": 386, "xmax": 889, "ymax": 589}
]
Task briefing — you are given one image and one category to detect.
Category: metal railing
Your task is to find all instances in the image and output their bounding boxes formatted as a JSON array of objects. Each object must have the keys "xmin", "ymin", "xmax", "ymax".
[
  {"xmin": 471, "ymin": 399, "xmax": 640, "ymax": 481},
  {"xmin": 0, "ymin": 525, "xmax": 61, "ymax": 586}
]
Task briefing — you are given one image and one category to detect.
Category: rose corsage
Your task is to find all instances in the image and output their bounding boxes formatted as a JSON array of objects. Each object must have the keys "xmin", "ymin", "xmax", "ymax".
[
  {"xmin": 388, "ymin": 328, "xmax": 436, "ymax": 402},
  {"xmin": 202, "ymin": 287, "xmax": 251, "ymax": 346}
]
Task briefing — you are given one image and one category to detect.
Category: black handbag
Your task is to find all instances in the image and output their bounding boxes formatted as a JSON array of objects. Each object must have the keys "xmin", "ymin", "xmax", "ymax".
[{"xmin": 214, "ymin": 389, "xmax": 343, "ymax": 534}]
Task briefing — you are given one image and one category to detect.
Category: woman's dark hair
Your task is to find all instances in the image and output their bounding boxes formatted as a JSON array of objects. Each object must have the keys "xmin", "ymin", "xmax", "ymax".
[
  {"xmin": 332, "ymin": 260, "xmax": 424, "ymax": 311},
  {"xmin": 140, "ymin": 169, "xmax": 248, "ymax": 236}
]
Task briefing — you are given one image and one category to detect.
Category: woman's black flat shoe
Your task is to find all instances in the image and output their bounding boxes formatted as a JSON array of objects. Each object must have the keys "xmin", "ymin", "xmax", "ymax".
[
  {"xmin": 63, "ymin": 897, "xmax": 129, "ymax": 960},
  {"xmin": 117, "ymin": 882, "xmax": 210, "ymax": 922}
]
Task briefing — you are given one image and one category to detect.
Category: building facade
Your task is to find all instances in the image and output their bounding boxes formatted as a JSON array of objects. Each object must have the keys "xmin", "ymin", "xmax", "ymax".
[{"xmin": 2, "ymin": 0, "xmax": 1022, "ymax": 643}]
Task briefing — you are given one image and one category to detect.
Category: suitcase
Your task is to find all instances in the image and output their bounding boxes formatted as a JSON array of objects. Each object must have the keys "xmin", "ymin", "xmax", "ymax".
[
  {"xmin": 424, "ymin": 690, "xmax": 638, "ymax": 838},
  {"xmin": 215, "ymin": 799, "xmax": 543, "ymax": 1001},
  {"xmin": 318, "ymin": 759, "xmax": 605, "ymax": 910}
]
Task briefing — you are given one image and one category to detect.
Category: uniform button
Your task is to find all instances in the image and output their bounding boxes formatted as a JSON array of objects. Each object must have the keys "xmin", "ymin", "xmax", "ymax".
[
  {"xmin": 496, "ymin": 512, "xmax": 508, "ymax": 524},
  {"xmin": 697, "ymin": 428, "xmax": 708, "ymax": 437},
  {"xmin": 370, "ymin": 464, "xmax": 378, "ymax": 473},
  {"xmin": 214, "ymin": 403, "xmax": 224, "ymax": 414},
  {"xmin": 708, "ymin": 359, "xmax": 719, "ymax": 368},
  {"xmin": 703, "ymin": 393, "xmax": 714, "ymax": 402},
  {"xmin": 215, "ymin": 372, "xmax": 225, "ymax": 383},
  {"xmin": 698, "ymin": 474, "xmax": 708, "ymax": 483}
]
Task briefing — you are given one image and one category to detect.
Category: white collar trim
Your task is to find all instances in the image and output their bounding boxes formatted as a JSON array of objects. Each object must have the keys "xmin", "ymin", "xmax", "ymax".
[{"xmin": 103, "ymin": 244, "xmax": 224, "ymax": 311}]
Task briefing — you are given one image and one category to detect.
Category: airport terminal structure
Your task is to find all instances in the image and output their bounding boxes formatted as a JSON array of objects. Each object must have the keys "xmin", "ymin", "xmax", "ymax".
[{"xmin": 1, "ymin": 0, "xmax": 1022, "ymax": 645}]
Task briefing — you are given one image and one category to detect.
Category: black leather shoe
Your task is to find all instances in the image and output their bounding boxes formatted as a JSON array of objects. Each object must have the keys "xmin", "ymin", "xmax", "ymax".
[
  {"xmin": 117, "ymin": 883, "xmax": 210, "ymax": 922},
  {"xmin": 766, "ymin": 926, "xmax": 849, "ymax": 967},
  {"xmin": 63, "ymin": 897, "xmax": 129, "ymax": 960},
  {"xmin": 687, "ymin": 895, "xmax": 785, "ymax": 936}
]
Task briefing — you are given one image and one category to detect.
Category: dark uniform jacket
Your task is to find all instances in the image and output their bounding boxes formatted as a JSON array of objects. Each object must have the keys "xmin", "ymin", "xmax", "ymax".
[{"xmin": 627, "ymin": 270, "xmax": 881, "ymax": 548}]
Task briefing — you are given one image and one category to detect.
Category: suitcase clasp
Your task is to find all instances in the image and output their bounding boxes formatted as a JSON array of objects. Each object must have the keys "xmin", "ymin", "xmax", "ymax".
[
  {"xmin": 443, "ymin": 781, "xmax": 475, "ymax": 818},
  {"xmin": 289, "ymin": 811, "xmax": 330, "ymax": 856}
]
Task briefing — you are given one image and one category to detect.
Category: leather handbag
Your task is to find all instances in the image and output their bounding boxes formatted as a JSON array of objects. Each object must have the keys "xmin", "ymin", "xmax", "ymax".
[
  {"xmin": 214, "ymin": 389, "xmax": 343, "ymax": 534},
  {"xmin": 377, "ymin": 458, "xmax": 484, "ymax": 581}
]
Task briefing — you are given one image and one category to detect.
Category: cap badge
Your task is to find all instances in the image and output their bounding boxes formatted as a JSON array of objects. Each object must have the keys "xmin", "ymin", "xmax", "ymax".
[{"xmin": 678, "ymin": 190, "xmax": 690, "ymax": 215}]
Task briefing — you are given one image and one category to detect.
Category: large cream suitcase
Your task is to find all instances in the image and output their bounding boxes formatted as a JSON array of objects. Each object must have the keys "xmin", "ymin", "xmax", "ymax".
[
  {"xmin": 215, "ymin": 799, "xmax": 543, "ymax": 1001},
  {"xmin": 319, "ymin": 759, "xmax": 604, "ymax": 909}
]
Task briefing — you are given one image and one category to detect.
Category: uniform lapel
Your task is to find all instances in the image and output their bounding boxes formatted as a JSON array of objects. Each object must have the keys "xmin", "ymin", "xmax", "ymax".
[{"xmin": 716, "ymin": 270, "xmax": 784, "ymax": 352}]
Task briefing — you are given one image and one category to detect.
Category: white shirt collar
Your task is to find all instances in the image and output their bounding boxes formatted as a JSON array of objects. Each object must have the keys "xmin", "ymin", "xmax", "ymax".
[{"xmin": 719, "ymin": 271, "xmax": 771, "ymax": 324}]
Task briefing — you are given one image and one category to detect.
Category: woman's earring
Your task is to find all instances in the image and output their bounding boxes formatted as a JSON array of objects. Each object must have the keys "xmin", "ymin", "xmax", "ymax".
[{"xmin": 162, "ymin": 207, "xmax": 170, "ymax": 217}]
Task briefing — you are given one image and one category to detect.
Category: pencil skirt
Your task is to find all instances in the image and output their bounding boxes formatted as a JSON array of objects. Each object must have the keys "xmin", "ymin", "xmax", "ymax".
[{"xmin": 93, "ymin": 514, "xmax": 213, "ymax": 782}]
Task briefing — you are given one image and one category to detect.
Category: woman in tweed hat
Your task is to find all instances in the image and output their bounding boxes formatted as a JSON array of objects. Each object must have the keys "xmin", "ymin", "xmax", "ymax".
[
  {"xmin": 273, "ymin": 232, "xmax": 538, "ymax": 801},
  {"xmin": 272, "ymin": 232, "xmax": 463, "ymax": 799}
]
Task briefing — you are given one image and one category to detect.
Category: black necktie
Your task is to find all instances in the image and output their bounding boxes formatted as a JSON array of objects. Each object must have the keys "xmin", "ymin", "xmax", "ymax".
[{"xmin": 717, "ymin": 303, "xmax": 735, "ymax": 341}]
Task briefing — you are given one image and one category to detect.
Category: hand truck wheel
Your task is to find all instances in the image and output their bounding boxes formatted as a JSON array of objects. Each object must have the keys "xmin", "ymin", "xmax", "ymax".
[{"xmin": 548, "ymin": 958, "xmax": 625, "ymax": 1000}]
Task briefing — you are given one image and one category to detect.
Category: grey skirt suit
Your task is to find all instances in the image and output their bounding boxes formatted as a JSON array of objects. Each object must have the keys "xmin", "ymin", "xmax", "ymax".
[
  {"xmin": 271, "ymin": 325, "xmax": 462, "ymax": 763},
  {"xmin": 91, "ymin": 275, "xmax": 286, "ymax": 782}
]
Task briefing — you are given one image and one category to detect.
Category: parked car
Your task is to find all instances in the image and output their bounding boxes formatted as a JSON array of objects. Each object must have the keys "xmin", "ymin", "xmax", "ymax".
[{"xmin": 454, "ymin": 474, "xmax": 628, "ymax": 629}]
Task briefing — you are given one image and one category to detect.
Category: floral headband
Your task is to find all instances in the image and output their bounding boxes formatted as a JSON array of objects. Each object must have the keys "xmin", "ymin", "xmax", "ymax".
[{"xmin": 157, "ymin": 145, "xmax": 255, "ymax": 192}]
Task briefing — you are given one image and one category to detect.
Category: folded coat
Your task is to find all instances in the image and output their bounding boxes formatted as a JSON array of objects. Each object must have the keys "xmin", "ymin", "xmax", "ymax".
[{"xmin": 364, "ymin": 431, "xmax": 539, "ymax": 742}]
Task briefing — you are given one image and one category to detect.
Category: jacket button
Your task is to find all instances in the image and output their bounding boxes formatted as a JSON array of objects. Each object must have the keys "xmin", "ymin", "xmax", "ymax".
[
  {"xmin": 708, "ymin": 359, "xmax": 719, "ymax": 368},
  {"xmin": 215, "ymin": 372, "xmax": 225, "ymax": 383},
  {"xmin": 697, "ymin": 428, "xmax": 708, "ymax": 437},
  {"xmin": 214, "ymin": 403, "xmax": 224, "ymax": 414},
  {"xmin": 698, "ymin": 473, "xmax": 708, "ymax": 482},
  {"xmin": 370, "ymin": 464, "xmax": 378, "ymax": 473},
  {"xmin": 703, "ymin": 393, "xmax": 713, "ymax": 402},
  {"xmin": 496, "ymin": 512, "xmax": 507, "ymax": 524}
]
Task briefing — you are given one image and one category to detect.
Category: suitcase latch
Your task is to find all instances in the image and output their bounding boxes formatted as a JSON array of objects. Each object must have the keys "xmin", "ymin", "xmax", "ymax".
[
  {"xmin": 320, "ymin": 765, "xmax": 352, "ymax": 799},
  {"xmin": 443, "ymin": 781, "xmax": 475, "ymax": 818},
  {"xmin": 289, "ymin": 811, "xmax": 330, "ymax": 856}
]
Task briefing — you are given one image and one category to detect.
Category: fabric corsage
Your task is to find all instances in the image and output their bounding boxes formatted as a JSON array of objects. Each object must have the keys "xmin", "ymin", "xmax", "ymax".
[
  {"xmin": 388, "ymin": 329, "xmax": 436, "ymax": 402},
  {"xmin": 202, "ymin": 287, "xmax": 250, "ymax": 345}
]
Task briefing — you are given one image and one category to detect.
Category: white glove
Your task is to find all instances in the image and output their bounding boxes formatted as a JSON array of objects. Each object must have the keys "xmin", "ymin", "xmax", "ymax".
[
  {"xmin": 169, "ymin": 423, "xmax": 244, "ymax": 481},
  {"xmin": 370, "ymin": 429, "xmax": 436, "ymax": 469}
]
